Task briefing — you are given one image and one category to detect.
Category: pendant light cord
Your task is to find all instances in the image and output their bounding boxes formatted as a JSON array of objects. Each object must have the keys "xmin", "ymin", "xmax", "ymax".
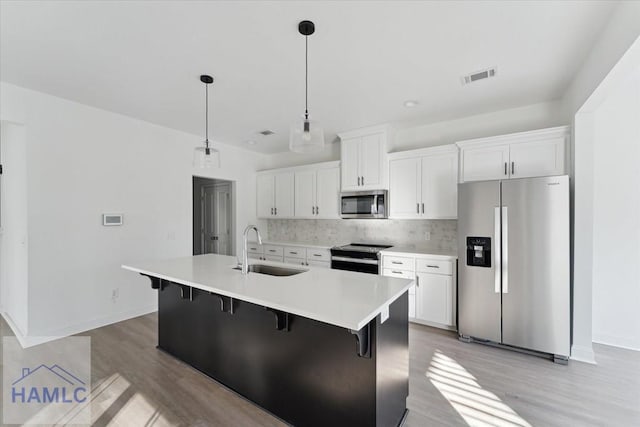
[
  {"xmin": 305, "ymin": 35, "xmax": 309, "ymax": 120},
  {"xmin": 205, "ymin": 83, "xmax": 209, "ymax": 149}
]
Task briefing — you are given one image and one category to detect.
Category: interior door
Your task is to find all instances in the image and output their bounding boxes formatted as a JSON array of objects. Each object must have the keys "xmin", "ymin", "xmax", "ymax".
[
  {"xmin": 389, "ymin": 158, "xmax": 420, "ymax": 218},
  {"xmin": 508, "ymin": 137, "xmax": 565, "ymax": 179},
  {"xmin": 341, "ymin": 138, "xmax": 360, "ymax": 190},
  {"xmin": 256, "ymin": 174, "xmax": 274, "ymax": 218},
  {"xmin": 315, "ymin": 167, "xmax": 340, "ymax": 218},
  {"xmin": 457, "ymin": 180, "xmax": 502, "ymax": 342},
  {"xmin": 294, "ymin": 170, "xmax": 316, "ymax": 218},
  {"xmin": 501, "ymin": 176, "xmax": 570, "ymax": 356},
  {"xmin": 274, "ymin": 172, "xmax": 294, "ymax": 217},
  {"xmin": 359, "ymin": 133, "xmax": 381, "ymax": 189},
  {"xmin": 202, "ymin": 185, "xmax": 218, "ymax": 254},
  {"xmin": 214, "ymin": 184, "xmax": 231, "ymax": 255},
  {"xmin": 421, "ymin": 153, "xmax": 458, "ymax": 218},
  {"xmin": 462, "ymin": 144, "xmax": 510, "ymax": 182}
]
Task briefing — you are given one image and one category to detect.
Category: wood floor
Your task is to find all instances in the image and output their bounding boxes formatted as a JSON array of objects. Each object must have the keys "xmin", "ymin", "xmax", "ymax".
[{"xmin": 2, "ymin": 313, "xmax": 639, "ymax": 426}]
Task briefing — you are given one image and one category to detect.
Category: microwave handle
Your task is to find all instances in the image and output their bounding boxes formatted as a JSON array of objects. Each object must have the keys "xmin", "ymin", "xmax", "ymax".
[{"xmin": 372, "ymin": 194, "xmax": 378, "ymax": 214}]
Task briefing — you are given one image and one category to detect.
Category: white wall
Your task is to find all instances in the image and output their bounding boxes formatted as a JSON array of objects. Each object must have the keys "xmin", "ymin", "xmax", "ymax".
[
  {"xmin": 0, "ymin": 82, "xmax": 267, "ymax": 345},
  {"xmin": 591, "ymin": 68, "xmax": 640, "ymax": 350},
  {"xmin": 0, "ymin": 121, "xmax": 29, "ymax": 337},
  {"xmin": 562, "ymin": 0, "xmax": 640, "ymax": 362}
]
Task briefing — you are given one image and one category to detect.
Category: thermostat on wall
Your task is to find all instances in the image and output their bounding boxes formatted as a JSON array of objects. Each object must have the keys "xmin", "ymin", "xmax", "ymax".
[{"xmin": 103, "ymin": 214, "xmax": 123, "ymax": 226}]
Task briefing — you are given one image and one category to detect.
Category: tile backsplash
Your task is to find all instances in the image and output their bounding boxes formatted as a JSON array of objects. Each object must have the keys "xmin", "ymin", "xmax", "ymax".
[{"xmin": 266, "ymin": 219, "xmax": 457, "ymax": 252}]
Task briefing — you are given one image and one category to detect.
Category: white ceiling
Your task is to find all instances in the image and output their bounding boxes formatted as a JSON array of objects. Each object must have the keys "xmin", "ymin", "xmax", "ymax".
[{"xmin": 1, "ymin": 1, "xmax": 617, "ymax": 154}]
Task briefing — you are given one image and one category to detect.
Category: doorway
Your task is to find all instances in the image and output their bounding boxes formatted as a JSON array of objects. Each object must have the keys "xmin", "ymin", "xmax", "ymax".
[{"xmin": 193, "ymin": 177, "xmax": 235, "ymax": 256}]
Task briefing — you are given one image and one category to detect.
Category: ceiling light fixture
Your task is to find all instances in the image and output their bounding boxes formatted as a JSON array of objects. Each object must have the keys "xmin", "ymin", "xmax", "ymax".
[
  {"xmin": 193, "ymin": 75, "xmax": 220, "ymax": 168},
  {"xmin": 290, "ymin": 20, "xmax": 324, "ymax": 153},
  {"xmin": 404, "ymin": 100, "xmax": 419, "ymax": 108},
  {"xmin": 246, "ymin": 140, "xmax": 256, "ymax": 145}
]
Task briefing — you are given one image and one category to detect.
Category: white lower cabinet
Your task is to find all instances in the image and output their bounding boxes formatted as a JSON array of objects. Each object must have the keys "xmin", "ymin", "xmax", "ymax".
[
  {"xmin": 264, "ymin": 254, "xmax": 284, "ymax": 262},
  {"xmin": 416, "ymin": 272, "xmax": 453, "ymax": 326},
  {"xmin": 381, "ymin": 252, "xmax": 457, "ymax": 330}
]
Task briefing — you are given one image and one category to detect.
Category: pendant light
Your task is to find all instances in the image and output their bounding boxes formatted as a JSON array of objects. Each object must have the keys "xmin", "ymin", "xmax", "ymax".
[
  {"xmin": 193, "ymin": 74, "xmax": 220, "ymax": 168},
  {"xmin": 290, "ymin": 20, "xmax": 325, "ymax": 153}
]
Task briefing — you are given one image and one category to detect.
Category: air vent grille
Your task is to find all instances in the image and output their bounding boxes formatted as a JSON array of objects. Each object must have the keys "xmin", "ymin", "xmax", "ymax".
[
  {"xmin": 461, "ymin": 67, "xmax": 497, "ymax": 85},
  {"xmin": 259, "ymin": 130, "xmax": 275, "ymax": 136}
]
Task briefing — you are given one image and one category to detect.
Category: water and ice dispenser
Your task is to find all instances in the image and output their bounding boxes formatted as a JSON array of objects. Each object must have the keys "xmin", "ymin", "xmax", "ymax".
[{"xmin": 466, "ymin": 237, "xmax": 491, "ymax": 267}]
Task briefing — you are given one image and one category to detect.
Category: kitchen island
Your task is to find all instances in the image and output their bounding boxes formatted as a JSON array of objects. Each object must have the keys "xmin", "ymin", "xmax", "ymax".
[{"xmin": 122, "ymin": 254, "xmax": 412, "ymax": 427}]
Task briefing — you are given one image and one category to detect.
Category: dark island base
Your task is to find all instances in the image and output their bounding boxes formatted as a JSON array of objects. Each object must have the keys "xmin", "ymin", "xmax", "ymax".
[{"xmin": 151, "ymin": 279, "xmax": 409, "ymax": 427}]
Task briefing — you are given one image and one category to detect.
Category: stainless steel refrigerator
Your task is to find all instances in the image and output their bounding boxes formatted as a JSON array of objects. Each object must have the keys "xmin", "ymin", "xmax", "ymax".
[{"xmin": 457, "ymin": 175, "xmax": 570, "ymax": 362}]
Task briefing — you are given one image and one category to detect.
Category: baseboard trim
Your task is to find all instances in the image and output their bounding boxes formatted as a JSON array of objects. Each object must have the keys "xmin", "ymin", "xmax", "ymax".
[
  {"xmin": 593, "ymin": 334, "xmax": 640, "ymax": 352},
  {"xmin": 4, "ymin": 304, "xmax": 158, "ymax": 349},
  {"xmin": 571, "ymin": 343, "xmax": 597, "ymax": 364}
]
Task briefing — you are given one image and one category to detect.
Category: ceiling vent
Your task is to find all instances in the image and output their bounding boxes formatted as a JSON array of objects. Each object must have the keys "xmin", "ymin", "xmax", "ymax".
[
  {"xmin": 461, "ymin": 67, "xmax": 497, "ymax": 85},
  {"xmin": 259, "ymin": 130, "xmax": 275, "ymax": 136}
]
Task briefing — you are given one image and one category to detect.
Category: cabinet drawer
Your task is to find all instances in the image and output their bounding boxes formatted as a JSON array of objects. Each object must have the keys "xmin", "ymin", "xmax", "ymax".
[
  {"xmin": 383, "ymin": 256, "xmax": 415, "ymax": 271},
  {"xmin": 284, "ymin": 247, "xmax": 305, "ymax": 259},
  {"xmin": 306, "ymin": 248, "xmax": 331, "ymax": 262},
  {"xmin": 263, "ymin": 254, "xmax": 284, "ymax": 262},
  {"xmin": 263, "ymin": 245, "xmax": 284, "ymax": 257},
  {"xmin": 247, "ymin": 243, "xmax": 263, "ymax": 254},
  {"xmin": 416, "ymin": 259, "xmax": 453, "ymax": 275},
  {"xmin": 382, "ymin": 268, "xmax": 414, "ymax": 279}
]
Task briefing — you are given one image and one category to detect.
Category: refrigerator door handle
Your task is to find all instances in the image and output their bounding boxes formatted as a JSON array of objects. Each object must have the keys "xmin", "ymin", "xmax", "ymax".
[
  {"xmin": 502, "ymin": 206, "xmax": 509, "ymax": 294},
  {"xmin": 494, "ymin": 207, "xmax": 501, "ymax": 293}
]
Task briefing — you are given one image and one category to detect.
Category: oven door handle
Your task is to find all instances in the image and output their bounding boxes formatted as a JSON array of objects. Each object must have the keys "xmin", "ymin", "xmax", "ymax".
[{"xmin": 331, "ymin": 256, "xmax": 379, "ymax": 265}]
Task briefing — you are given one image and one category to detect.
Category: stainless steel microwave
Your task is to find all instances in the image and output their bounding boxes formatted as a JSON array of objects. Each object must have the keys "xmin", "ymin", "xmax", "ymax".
[{"xmin": 340, "ymin": 190, "xmax": 388, "ymax": 219}]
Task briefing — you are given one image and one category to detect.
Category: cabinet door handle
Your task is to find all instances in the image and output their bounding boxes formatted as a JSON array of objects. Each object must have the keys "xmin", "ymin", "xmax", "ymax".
[
  {"xmin": 361, "ymin": 176, "xmax": 364, "ymax": 185},
  {"xmin": 316, "ymin": 205, "xmax": 319, "ymax": 215},
  {"xmin": 274, "ymin": 207, "xmax": 277, "ymax": 215},
  {"xmin": 421, "ymin": 203, "xmax": 425, "ymax": 214},
  {"xmin": 358, "ymin": 176, "xmax": 361, "ymax": 186},
  {"xmin": 391, "ymin": 270, "xmax": 403, "ymax": 275},
  {"xmin": 511, "ymin": 161, "xmax": 515, "ymax": 175},
  {"xmin": 313, "ymin": 254, "xmax": 322, "ymax": 257},
  {"xmin": 312, "ymin": 206, "xmax": 315, "ymax": 215},
  {"xmin": 416, "ymin": 275, "xmax": 419, "ymax": 287},
  {"xmin": 271, "ymin": 207, "xmax": 274, "ymax": 215},
  {"xmin": 269, "ymin": 249, "xmax": 277, "ymax": 253},
  {"xmin": 391, "ymin": 261, "xmax": 403, "ymax": 265},
  {"xmin": 426, "ymin": 265, "xmax": 439, "ymax": 268},
  {"xmin": 504, "ymin": 162, "xmax": 508, "ymax": 176},
  {"xmin": 417, "ymin": 203, "xmax": 420, "ymax": 213},
  {"xmin": 290, "ymin": 251, "xmax": 298, "ymax": 255}
]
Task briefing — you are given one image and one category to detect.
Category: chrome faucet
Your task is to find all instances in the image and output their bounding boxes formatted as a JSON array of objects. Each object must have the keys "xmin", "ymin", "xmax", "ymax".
[{"xmin": 242, "ymin": 225, "xmax": 263, "ymax": 274}]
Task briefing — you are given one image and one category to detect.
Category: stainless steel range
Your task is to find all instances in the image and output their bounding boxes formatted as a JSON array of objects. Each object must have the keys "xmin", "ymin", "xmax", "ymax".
[{"xmin": 330, "ymin": 243, "xmax": 393, "ymax": 274}]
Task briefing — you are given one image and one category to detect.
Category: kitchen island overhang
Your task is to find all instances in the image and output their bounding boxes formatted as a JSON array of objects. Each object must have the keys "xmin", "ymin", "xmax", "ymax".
[{"xmin": 123, "ymin": 254, "xmax": 412, "ymax": 427}]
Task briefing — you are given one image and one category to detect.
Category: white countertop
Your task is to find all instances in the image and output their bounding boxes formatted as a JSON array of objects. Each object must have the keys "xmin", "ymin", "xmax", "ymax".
[
  {"xmin": 381, "ymin": 246, "xmax": 458, "ymax": 260},
  {"xmin": 123, "ymin": 254, "xmax": 413, "ymax": 331}
]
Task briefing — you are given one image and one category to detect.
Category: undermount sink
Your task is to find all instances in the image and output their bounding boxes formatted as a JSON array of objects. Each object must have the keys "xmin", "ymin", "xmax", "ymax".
[{"xmin": 233, "ymin": 264, "xmax": 307, "ymax": 277}]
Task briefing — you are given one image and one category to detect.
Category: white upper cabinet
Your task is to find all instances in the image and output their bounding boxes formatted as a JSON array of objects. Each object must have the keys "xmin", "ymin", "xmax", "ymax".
[
  {"xmin": 256, "ymin": 171, "xmax": 294, "ymax": 218},
  {"xmin": 457, "ymin": 126, "xmax": 569, "ymax": 183},
  {"xmin": 259, "ymin": 161, "xmax": 340, "ymax": 220},
  {"xmin": 460, "ymin": 144, "xmax": 510, "ymax": 182},
  {"xmin": 315, "ymin": 166, "xmax": 340, "ymax": 219},
  {"xmin": 256, "ymin": 173, "xmax": 275, "ymax": 218},
  {"xmin": 389, "ymin": 145, "xmax": 458, "ymax": 219},
  {"xmin": 421, "ymin": 151, "xmax": 458, "ymax": 219},
  {"xmin": 339, "ymin": 125, "xmax": 391, "ymax": 191},
  {"xmin": 294, "ymin": 164, "xmax": 340, "ymax": 219},
  {"xmin": 294, "ymin": 169, "xmax": 316, "ymax": 219},
  {"xmin": 274, "ymin": 172, "xmax": 294, "ymax": 217},
  {"xmin": 389, "ymin": 158, "xmax": 420, "ymax": 218},
  {"xmin": 508, "ymin": 137, "xmax": 565, "ymax": 179}
]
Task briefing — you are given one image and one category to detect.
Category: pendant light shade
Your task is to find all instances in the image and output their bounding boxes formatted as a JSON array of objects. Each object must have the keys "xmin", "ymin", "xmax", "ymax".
[
  {"xmin": 194, "ymin": 74, "xmax": 220, "ymax": 168},
  {"xmin": 290, "ymin": 20, "xmax": 324, "ymax": 153}
]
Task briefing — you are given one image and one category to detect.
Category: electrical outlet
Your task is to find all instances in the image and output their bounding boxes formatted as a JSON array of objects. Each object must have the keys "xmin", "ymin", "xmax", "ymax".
[
  {"xmin": 111, "ymin": 288, "xmax": 119, "ymax": 301},
  {"xmin": 424, "ymin": 231, "xmax": 431, "ymax": 241}
]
